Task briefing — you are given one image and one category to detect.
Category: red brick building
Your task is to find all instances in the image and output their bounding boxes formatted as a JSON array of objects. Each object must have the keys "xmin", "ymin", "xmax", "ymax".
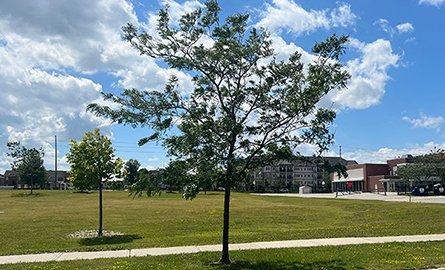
[{"xmin": 332, "ymin": 156, "xmax": 415, "ymax": 193}]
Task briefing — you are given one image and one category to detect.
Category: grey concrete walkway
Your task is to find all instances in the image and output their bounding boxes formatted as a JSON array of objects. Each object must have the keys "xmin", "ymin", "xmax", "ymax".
[
  {"xmin": 2, "ymin": 234, "xmax": 445, "ymax": 265},
  {"xmin": 254, "ymin": 192, "xmax": 445, "ymax": 204}
]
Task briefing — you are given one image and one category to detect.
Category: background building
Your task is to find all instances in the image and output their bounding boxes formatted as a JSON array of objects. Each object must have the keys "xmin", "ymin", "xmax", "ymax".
[
  {"xmin": 251, "ymin": 157, "xmax": 356, "ymax": 192},
  {"xmin": 1, "ymin": 170, "xmax": 70, "ymax": 190},
  {"xmin": 333, "ymin": 155, "xmax": 416, "ymax": 193}
]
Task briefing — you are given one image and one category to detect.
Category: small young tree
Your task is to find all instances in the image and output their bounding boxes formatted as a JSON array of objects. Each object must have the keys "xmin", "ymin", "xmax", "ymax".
[
  {"xmin": 7, "ymin": 142, "xmax": 47, "ymax": 195},
  {"xmin": 88, "ymin": 0, "xmax": 350, "ymax": 263},
  {"xmin": 124, "ymin": 159, "xmax": 141, "ymax": 186},
  {"xmin": 66, "ymin": 128, "xmax": 122, "ymax": 237}
]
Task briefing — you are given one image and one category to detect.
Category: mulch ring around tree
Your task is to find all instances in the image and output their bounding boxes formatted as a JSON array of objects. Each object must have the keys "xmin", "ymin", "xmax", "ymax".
[{"xmin": 68, "ymin": 230, "xmax": 142, "ymax": 245}]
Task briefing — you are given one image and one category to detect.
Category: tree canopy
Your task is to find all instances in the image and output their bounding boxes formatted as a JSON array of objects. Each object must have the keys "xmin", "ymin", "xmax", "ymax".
[
  {"xmin": 67, "ymin": 128, "xmax": 122, "ymax": 190},
  {"xmin": 397, "ymin": 149, "xmax": 445, "ymax": 183},
  {"xmin": 129, "ymin": 168, "xmax": 162, "ymax": 197},
  {"xmin": 124, "ymin": 159, "xmax": 141, "ymax": 186},
  {"xmin": 88, "ymin": 0, "xmax": 350, "ymax": 263},
  {"xmin": 7, "ymin": 142, "xmax": 46, "ymax": 194},
  {"xmin": 66, "ymin": 128, "xmax": 122, "ymax": 236}
]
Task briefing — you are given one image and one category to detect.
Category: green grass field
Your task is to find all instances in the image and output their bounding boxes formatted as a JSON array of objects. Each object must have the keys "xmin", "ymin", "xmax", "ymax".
[
  {"xmin": 4, "ymin": 241, "xmax": 445, "ymax": 270},
  {"xmin": 1, "ymin": 190, "xmax": 445, "ymax": 258}
]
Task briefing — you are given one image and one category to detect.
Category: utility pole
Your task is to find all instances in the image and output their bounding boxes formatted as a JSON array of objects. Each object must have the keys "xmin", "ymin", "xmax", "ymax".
[
  {"xmin": 55, "ymin": 135, "xmax": 58, "ymax": 190},
  {"xmin": 339, "ymin": 145, "xmax": 342, "ymax": 158}
]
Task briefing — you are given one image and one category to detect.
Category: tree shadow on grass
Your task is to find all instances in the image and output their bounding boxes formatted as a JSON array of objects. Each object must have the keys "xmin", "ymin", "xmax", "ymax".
[
  {"xmin": 201, "ymin": 192, "xmax": 224, "ymax": 196},
  {"xmin": 11, "ymin": 192, "xmax": 44, "ymax": 197},
  {"xmin": 78, "ymin": 234, "xmax": 142, "ymax": 246},
  {"xmin": 212, "ymin": 259, "xmax": 360, "ymax": 270},
  {"xmin": 72, "ymin": 190, "xmax": 95, "ymax": 194}
]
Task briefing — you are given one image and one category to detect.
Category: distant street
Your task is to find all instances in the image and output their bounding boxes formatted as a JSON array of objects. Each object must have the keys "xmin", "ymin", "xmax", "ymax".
[{"xmin": 253, "ymin": 192, "xmax": 445, "ymax": 204}]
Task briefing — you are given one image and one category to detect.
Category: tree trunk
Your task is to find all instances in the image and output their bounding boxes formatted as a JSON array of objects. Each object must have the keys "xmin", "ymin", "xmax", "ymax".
[
  {"xmin": 98, "ymin": 182, "xmax": 103, "ymax": 237},
  {"xmin": 220, "ymin": 153, "xmax": 235, "ymax": 264},
  {"xmin": 219, "ymin": 130, "xmax": 238, "ymax": 264},
  {"xmin": 30, "ymin": 178, "xmax": 33, "ymax": 195},
  {"xmin": 220, "ymin": 185, "xmax": 231, "ymax": 264}
]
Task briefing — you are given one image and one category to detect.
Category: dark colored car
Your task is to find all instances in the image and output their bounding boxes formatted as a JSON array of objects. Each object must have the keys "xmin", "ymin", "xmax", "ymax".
[
  {"xmin": 411, "ymin": 185, "xmax": 430, "ymax": 196},
  {"xmin": 433, "ymin": 184, "xmax": 445, "ymax": 195}
]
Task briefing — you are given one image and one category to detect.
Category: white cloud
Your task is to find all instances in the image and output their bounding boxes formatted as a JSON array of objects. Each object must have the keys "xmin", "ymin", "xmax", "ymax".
[
  {"xmin": 268, "ymin": 35, "xmax": 316, "ymax": 63},
  {"xmin": 396, "ymin": 22, "xmax": 414, "ymax": 33},
  {"xmin": 375, "ymin": 19, "xmax": 414, "ymax": 36},
  {"xmin": 256, "ymin": 0, "xmax": 356, "ymax": 35},
  {"xmin": 263, "ymin": 35, "xmax": 399, "ymax": 111},
  {"xmin": 374, "ymin": 19, "xmax": 395, "ymax": 36},
  {"xmin": 342, "ymin": 141, "xmax": 445, "ymax": 164},
  {"xmin": 329, "ymin": 3, "xmax": 357, "ymax": 28},
  {"xmin": 0, "ymin": 0, "xmax": 403, "ymax": 173},
  {"xmin": 419, "ymin": 0, "xmax": 445, "ymax": 6},
  {"xmin": 0, "ymin": 0, "xmax": 200, "ymax": 173},
  {"xmin": 328, "ymin": 38, "xmax": 399, "ymax": 109},
  {"xmin": 402, "ymin": 114, "xmax": 444, "ymax": 130}
]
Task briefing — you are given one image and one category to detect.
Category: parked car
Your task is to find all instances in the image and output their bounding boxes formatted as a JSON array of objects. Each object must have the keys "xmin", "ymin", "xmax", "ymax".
[
  {"xmin": 411, "ymin": 185, "xmax": 430, "ymax": 196},
  {"xmin": 433, "ymin": 184, "xmax": 445, "ymax": 195}
]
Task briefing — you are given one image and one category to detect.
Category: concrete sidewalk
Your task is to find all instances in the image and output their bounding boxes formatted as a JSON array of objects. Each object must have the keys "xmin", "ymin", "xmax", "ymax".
[{"xmin": 2, "ymin": 234, "xmax": 445, "ymax": 265}]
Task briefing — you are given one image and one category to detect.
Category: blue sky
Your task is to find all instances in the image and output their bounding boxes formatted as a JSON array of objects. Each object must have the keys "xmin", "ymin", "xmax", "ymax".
[{"xmin": 0, "ymin": 0, "xmax": 444, "ymax": 172}]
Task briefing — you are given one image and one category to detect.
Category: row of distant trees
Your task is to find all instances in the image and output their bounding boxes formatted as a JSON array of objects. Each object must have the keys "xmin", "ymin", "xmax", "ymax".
[{"xmin": 397, "ymin": 148, "xmax": 445, "ymax": 183}]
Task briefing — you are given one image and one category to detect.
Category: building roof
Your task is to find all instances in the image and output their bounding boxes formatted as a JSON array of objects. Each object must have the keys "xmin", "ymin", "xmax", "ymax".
[
  {"xmin": 265, "ymin": 156, "xmax": 357, "ymax": 167},
  {"xmin": 46, "ymin": 170, "xmax": 69, "ymax": 181},
  {"xmin": 4, "ymin": 170, "xmax": 18, "ymax": 177},
  {"xmin": 322, "ymin": 156, "xmax": 357, "ymax": 166},
  {"xmin": 387, "ymin": 157, "xmax": 415, "ymax": 168}
]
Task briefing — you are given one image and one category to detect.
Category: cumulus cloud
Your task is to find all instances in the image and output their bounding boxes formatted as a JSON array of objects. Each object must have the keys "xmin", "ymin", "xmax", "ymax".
[
  {"xmin": 0, "ymin": 0, "xmax": 199, "ymax": 172},
  {"xmin": 256, "ymin": 0, "xmax": 356, "ymax": 35},
  {"xmin": 328, "ymin": 38, "xmax": 399, "ymax": 109},
  {"xmin": 342, "ymin": 141, "xmax": 445, "ymax": 164},
  {"xmin": 262, "ymin": 35, "xmax": 399, "ymax": 111},
  {"xmin": 419, "ymin": 0, "xmax": 445, "ymax": 6},
  {"xmin": 268, "ymin": 35, "xmax": 316, "ymax": 63},
  {"xmin": 0, "ymin": 0, "xmax": 403, "ymax": 173},
  {"xmin": 396, "ymin": 22, "xmax": 414, "ymax": 33},
  {"xmin": 402, "ymin": 114, "xmax": 444, "ymax": 130}
]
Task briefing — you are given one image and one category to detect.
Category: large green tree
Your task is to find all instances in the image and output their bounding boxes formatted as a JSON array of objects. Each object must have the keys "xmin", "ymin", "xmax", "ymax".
[
  {"xmin": 88, "ymin": 0, "xmax": 350, "ymax": 263},
  {"xmin": 66, "ymin": 128, "xmax": 122, "ymax": 237},
  {"xmin": 397, "ymin": 149, "xmax": 445, "ymax": 183},
  {"xmin": 124, "ymin": 159, "xmax": 141, "ymax": 186},
  {"xmin": 7, "ymin": 142, "xmax": 47, "ymax": 194}
]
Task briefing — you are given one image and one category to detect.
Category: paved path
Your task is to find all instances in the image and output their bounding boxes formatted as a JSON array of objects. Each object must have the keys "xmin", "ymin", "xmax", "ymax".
[
  {"xmin": 2, "ymin": 234, "xmax": 445, "ymax": 265},
  {"xmin": 254, "ymin": 192, "xmax": 445, "ymax": 204}
]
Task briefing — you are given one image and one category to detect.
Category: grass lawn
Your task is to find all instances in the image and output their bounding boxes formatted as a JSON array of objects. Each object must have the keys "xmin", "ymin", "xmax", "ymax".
[
  {"xmin": 3, "ymin": 241, "xmax": 445, "ymax": 270},
  {"xmin": 1, "ymin": 190, "xmax": 445, "ymax": 257}
]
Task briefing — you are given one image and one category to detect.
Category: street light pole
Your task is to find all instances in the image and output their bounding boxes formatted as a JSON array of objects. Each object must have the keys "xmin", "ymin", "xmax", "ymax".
[{"xmin": 54, "ymin": 135, "xmax": 58, "ymax": 190}]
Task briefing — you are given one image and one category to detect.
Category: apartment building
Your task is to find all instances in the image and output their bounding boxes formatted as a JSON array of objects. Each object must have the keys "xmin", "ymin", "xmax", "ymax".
[{"xmin": 250, "ymin": 157, "xmax": 357, "ymax": 192}]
